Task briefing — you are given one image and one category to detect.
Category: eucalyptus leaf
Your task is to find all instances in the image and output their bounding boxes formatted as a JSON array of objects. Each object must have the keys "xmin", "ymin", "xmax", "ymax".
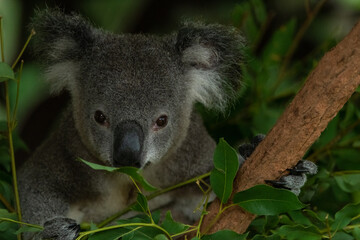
[
  {"xmin": 288, "ymin": 210, "xmax": 314, "ymax": 227},
  {"xmin": 14, "ymin": 225, "xmax": 43, "ymax": 235},
  {"xmin": 332, "ymin": 232, "xmax": 354, "ymax": 240},
  {"xmin": 88, "ymin": 228, "xmax": 134, "ymax": 240},
  {"xmin": 153, "ymin": 234, "xmax": 168, "ymax": 240},
  {"xmin": 334, "ymin": 172, "xmax": 360, "ymax": 193},
  {"xmin": 210, "ymin": 138, "xmax": 239, "ymax": 204},
  {"xmin": 131, "ymin": 193, "xmax": 149, "ymax": 214},
  {"xmin": 331, "ymin": 202, "xmax": 360, "ymax": 231},
  {"xmin": 80, "ymin": 159, "xmax": 157, "ymax": 191},
  {"xmin": 262, "ymin": 19, "xmax": 296, "ymax": 66},
  {"xmin": 160, "ymin": 211, "xmax": 189, "ymax": 235},
  {"xmin": 233, "ymin": 185, "xmax": 305, "ymax": 215},
  {"xmin": 252, "ymin": 234, "xmax": 281, "ymax": 240},
  {"xmin": 274, "ymin": 225, "xmax": 322, "ymax": 240},
  {"xmin": 202, "ymin": 230, "xmax": 248, "ymax": 240},
  {"xmin": 0, "ymin": 62, "xmax": 15, "ymax": 82},
  {"xmin": 0, "ymin": 209, "xmax": 17, "ymax": 231},
  {"xmin": 122, "ymin": 226, "xmax": 162, "ymax": 240},
  {"xmin": 353, "ymin": 227, "xmax": 360, "ymax": 240}
]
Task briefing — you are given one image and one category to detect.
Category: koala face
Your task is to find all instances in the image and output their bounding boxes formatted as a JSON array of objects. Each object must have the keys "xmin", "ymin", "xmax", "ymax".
[
  {"xmin": 71, "ymin": 35, "xmax": 194, "ymax": 168},
  {"xmin": 32, "ymin": 9, "xmax": 244, "ymax": 168}
]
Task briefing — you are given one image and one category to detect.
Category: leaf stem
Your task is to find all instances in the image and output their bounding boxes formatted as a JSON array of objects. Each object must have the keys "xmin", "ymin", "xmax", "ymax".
[
  {"xmin": 11, "ymin": 29, "xmax": 35, "ymax": 69},
  {"xmin": 201, "ymin": 202, "xmax": 224, "ymax": 236},
  {"xmin": 11, "ymin": 60, "xmax": 23, "ymax": 129},
  {"xmin": 0, "ymin": 218, "xmax": 43, "ymax": 230},
  {"xmin": 77, "ymin": 222, "xmax": 172, "ymax": 240},
  {"xmin": 0, "ymin": 16, "xmax": 22, "ymax": 240},
  {"xmin": 98, "ymin": 171, "xmax": 211, "ymax": 228},
  {"xmin": 0, "ymin": 193, "xmax": 15, "ymax": 212},
  {"xmin": 196, "ymin": 191, "xmax": 211, "ymax": 238},
  {"xmin": 148, "ymin": 172, "xmax": 211, "ymax": 200},
  {"xmin": 0, "ymin": 16, "xmax": 4, "ymax": 62},
  {"xmin": 171, "ymin": 227, "xmax": 198, "ymax": 238}
]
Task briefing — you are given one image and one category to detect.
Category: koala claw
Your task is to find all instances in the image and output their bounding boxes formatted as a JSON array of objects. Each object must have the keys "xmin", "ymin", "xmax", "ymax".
[
  {"xmin": 41, "ymin": 217, "xmax": 80, "ymax": 240},
  {"xmin": 287, "ymin": 160, "xmax": 318, "ymax": 175},
  {"xmin": 266, "ymin": 160, "xmax": 317, "ymax": 195}
]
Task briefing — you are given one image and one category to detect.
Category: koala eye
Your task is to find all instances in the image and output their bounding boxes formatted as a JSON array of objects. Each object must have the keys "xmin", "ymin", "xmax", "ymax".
[
  {"xmin": 153, "ymin": 115, "xmax": 168, "ymax": 131},
  {"xmin": 94, "ymin": 110, "xmax": 109, "ymax": 126}
]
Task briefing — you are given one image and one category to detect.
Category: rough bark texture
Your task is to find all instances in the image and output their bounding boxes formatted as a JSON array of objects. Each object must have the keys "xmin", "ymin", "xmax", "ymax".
[{"xmin": 189, "ymin": 19, "xmax": 360, "ymax": 236}]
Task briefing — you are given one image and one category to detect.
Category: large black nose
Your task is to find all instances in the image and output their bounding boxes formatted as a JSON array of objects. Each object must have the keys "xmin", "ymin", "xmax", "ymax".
[{"xmin": 113, "ymin": 121, "xmax": 144, "ymax": 168}]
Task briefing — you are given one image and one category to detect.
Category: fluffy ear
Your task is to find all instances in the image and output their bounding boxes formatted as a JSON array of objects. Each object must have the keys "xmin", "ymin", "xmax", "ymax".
[
  {"xmin": 176, "ymin": 21, "xmax": 245, "ymax": 112},
  {"xmin": 30, "ymin": 9, "xmax": 95, "ymax": 94}
]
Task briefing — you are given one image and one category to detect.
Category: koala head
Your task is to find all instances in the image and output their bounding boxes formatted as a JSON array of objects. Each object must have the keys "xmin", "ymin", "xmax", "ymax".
[{"xmin": 31, "ymin": 9, "xmax": 245, "ymax": 168}]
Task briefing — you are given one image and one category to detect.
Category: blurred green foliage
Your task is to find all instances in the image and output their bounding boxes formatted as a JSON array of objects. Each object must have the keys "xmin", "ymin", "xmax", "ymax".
[{"xmin": 1, "ymin": 0, "xmax": 360, "ymax": 239}]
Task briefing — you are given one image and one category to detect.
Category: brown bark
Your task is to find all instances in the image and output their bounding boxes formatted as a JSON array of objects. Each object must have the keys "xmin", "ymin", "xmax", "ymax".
[{"xmin": 188, "ymin": 19, "xmax": 360, "ymax": 236}]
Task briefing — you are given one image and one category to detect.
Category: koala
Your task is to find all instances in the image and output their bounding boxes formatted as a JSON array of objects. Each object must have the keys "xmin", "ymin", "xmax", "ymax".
[{"xmin": 18, "ymin": 9, "xmax": 316, "ymax": 240}]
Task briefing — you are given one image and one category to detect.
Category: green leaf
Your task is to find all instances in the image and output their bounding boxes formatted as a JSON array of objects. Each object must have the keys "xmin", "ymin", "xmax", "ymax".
[
  {"xmin": 305, "ymin": 210, "xmax": 331, "ymax": 229},
  {"xmin": 153, "ymin": 234, "xmax": 168, "ymax": 240},
  {"xmin": 333, "ymin": 172, "xmax": 360, "ymax": 193},
  {"xmin": 0, "ymin": 209, "xmax": 17, "ymax": 231},
  {"xmin": 262, "ymin": 19, "xmax": 296, "ymax": 66},
  {"xmin": 353, "ymin": 227, "xmax": 360, "ymax": 240},
  {"xmin": 122, "ymin": 226, "xmax": 162, "ymax": 240},
  {"xmin": 233, "ymin": 185, "xmax": 305, "ymax": 215},
  {"xmin": 332, "ymin": 232, "xmax": 354, "ymax": 240},
  {"xmin": 253, "ymin": 234, "xmax": 281, "ymax": 240},
  {"xmin": 0, "ymin": 121, "xmax": 7, "ymax": 132},
  {"xmin": 151, "ymin": 210, "xmax": 161, "ymax": 224},
  {"xmin": 0, "ymin": 62, "xmax": 15, "ymax": 82},
  {"xmin": 80, "ymin": 159, "xmax": 120, "ymax": 172},
  {"xmin": 117, "ymin": 214, "xmax": 151, "ymax": 225},
  {"xmin": 131, "ymin": 193, "xmax": 149, "ymax": 214},
  {"xmin": 202, "ymin": 230, "xmax": 248, "ymax": 240},
  {"xmin": 331, "ymin": 202, "xmax": 360, "ymax": 231},
  {"xmin": 275, "ymin": 225, "xmax": 322, "ymax": 240},
  {"xmin": 88, "ymin": 228, "xmax": 134, "ymax": 240},
  {"xmin": 288, "ymin": 210, "xmax": 314, "ymax": 227},
  {"xmin": 116, "ymin": 167, "xmax": 157, "ymax": 191},
  {"xmin": 210, "ymin": 138, "xmax": 239, "ymax": 204},
  {"xmin": 160, "ymin": 211, "xmax": 189, "ymax": 235},
  {"xmin": 15, "ymin": 225, "xmax": 42, "ymax": 234},
  {"xmin": 80, "ymin": 159, "xmax": 157, "ymax": 191}
]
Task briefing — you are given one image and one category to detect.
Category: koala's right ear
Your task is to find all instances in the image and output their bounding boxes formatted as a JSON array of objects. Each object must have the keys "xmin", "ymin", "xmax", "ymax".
[{"xmin": 30, "ymin": 9, "xmax": 95, "ymax": 94}]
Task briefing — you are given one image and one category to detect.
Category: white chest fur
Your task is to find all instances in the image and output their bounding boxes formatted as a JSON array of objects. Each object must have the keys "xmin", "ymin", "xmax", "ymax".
[{"xmin": 67, "ymin": 173, "xmax": 135, "ymax": 223}]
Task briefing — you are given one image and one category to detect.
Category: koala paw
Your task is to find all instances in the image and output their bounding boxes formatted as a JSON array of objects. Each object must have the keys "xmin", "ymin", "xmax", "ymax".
[
  {"xmin": 238, "ymin": 135, "xmax": 318, "ymax": 195},
  {"xmin": 266, "ymin": 160, "xmax": 318, "ymax": 195},
  {"xmin": 41, "ymin": 217, "xmax": 80, "ymax": 240},
  {"xmin": 238, "ymin": 134, "xmax": 265, "ymax": 160}
]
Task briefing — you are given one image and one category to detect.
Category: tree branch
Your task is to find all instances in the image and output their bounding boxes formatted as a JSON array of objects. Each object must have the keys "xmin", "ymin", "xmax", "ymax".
[{"xmin": 192, "ymin": 19, "xmax": 360, "ymax": 236}]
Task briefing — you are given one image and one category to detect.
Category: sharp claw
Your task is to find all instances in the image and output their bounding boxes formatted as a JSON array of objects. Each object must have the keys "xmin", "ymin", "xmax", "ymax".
[
  {"xmin": 265, "ymin": 179, "xmax": 290, "ymax": 189},
  {"xmin": 287, "ymin": 168, "xmax": 309, "ymax": 175},
  {"xmin": 289, "ymin": 160, "xmax": 318, "ymax": 175},
  {"xmin": 68, "ymin": 223, "xmax": 79, "ymax": 231}
]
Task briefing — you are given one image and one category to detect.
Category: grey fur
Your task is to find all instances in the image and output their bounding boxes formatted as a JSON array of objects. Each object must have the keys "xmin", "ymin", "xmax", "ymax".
[{"xmin": 18, "ymin": 9, "xmax": 245, "ymax": 240}]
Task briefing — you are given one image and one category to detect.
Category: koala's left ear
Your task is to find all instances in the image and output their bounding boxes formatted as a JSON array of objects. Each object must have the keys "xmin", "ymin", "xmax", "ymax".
[{"xmin": 176, "ymin": 22, "xmax": 245, "ymax": 112}]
